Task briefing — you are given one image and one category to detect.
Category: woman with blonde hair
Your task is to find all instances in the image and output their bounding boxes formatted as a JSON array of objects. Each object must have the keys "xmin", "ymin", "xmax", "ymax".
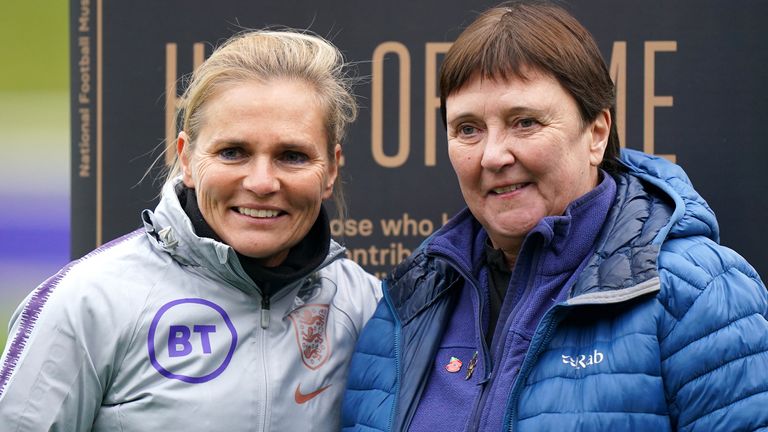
[{"xmin": 0, "ymin": 29, "xmax": 380, "ymax": 431}]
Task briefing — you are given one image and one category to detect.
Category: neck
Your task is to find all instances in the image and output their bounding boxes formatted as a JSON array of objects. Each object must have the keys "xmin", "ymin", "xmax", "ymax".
[
  {"xmin": 488, "ymin": 237, "xmax": 521, "ymax": 269},
  {"xmin": 501, "ymin": 249, "xmax": 518, "ymax": 270}
]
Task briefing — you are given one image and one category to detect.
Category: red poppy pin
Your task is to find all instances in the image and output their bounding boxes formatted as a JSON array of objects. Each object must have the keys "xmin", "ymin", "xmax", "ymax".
[{"xmin": 445, "ymin": 356, "xmax": 463, "ymax": 373}]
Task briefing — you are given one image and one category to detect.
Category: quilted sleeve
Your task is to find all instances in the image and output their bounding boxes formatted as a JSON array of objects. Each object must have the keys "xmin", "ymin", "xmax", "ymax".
[
  {"xmin": 657, "ymin": 236, "xmax": 768, "ymax": 432},
  {"xmin": 341, "ymin": 297, "xmax": 399, "ymax": 432}
]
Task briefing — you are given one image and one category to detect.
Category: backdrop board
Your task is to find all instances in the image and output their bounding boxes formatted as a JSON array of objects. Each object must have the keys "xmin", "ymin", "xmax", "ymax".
[{"xmin": 71, "ymin": 0, "xmax": 768, "ymax": 280}]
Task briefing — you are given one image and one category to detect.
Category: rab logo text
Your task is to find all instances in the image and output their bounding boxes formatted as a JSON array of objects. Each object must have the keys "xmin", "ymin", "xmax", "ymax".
[
  {"xmin": 288, "ymin": 304, "xmax": 331, "ymax": 370},
  {"xmin": 562, "ymin": 350, "xmax": 604, "ymax": 369}
]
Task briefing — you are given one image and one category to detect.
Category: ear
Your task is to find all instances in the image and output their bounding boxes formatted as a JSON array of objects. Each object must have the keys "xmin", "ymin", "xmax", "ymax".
[
  {"xmin": 588, "ymin": 109, "xmax": 611, "ymax": 167},
  {"xmin": 177, "ymin": 131, "xmax": 195, "ymax": 188},
  {"xmin": 323, "ymin": 144, "xmax": 342, "ymax": 199}
]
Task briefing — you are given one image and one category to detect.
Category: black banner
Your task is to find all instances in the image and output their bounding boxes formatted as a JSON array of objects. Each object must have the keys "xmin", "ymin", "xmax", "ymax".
[{"xmin": 71, "ymin": 0, "xmax": 768, "ymax": 279}]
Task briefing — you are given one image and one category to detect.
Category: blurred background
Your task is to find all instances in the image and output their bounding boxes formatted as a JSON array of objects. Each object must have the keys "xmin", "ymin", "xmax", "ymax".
[{"xmin": 0, "ymin": 2, "xmax": 69, "ymax": 347}]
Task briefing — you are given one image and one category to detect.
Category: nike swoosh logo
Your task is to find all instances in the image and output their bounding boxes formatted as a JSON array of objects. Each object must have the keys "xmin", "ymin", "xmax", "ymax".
[{"xmin": 294, "ymin": 383, "xmax": 332, "ymax": 404}]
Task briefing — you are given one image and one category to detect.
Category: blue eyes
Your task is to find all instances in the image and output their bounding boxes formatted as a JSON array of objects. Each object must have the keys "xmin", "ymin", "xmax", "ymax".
[
  {"xmin": 460, "ymin": 125, "xmax": 478, "ymax": 136},
  {"xmin": 280, "ymin": 151, "xmax": 309, "ymax": 164},
  {"xmin": 217, "ymin": 147, "xmax": 309, "ymax": 164},
  {"xmin": 219, "ymin": 148, "xmax": 243, "ymax": 160}
]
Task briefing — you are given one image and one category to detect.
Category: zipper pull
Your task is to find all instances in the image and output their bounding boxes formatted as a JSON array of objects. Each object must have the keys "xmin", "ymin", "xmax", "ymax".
[
  {"xmin": 261, "ymin": 295, "xmax": 271, "ymax": 329},
  {"xmin": 465, "ymin": 350, "xmax": 478, "ymax": 380}
]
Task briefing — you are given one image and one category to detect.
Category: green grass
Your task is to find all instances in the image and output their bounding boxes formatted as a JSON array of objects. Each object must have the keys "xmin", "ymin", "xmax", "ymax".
[
  {"xmin": 0, "ymin": 1, "xmax": 69, "ymax": 91},
  {"xmin": 0, "ymin": 1, "xmax": 69, "ymax": 353}
]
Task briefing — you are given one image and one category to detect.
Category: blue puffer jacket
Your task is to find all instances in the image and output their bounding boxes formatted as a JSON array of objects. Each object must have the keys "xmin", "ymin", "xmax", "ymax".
[{"xmin": 342, "ymin": 150, "xmax": 768, "ymax": 431}]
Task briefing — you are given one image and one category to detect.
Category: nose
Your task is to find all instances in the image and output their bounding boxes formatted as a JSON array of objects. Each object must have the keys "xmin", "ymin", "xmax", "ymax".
[
  {"xmin": 243, "ymin": 157, "xmax": 279, "ymax": 196},
  {"xmin": 480, "ymin": 127, "xmax": 515, "ymax": 172}
]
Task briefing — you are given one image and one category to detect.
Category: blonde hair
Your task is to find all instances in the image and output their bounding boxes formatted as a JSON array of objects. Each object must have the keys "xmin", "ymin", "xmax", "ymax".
[{"xmin": 167, "ymin": 29, "xmax": 358, "ymax": 216}]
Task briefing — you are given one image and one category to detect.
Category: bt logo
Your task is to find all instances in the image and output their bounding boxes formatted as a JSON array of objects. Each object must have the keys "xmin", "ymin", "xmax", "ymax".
[
  {"xmin": 147, "ymin": 298, "xmax": 238, "ymax": 383},
  {"xmin": 168, "ymin": 324, "xmax": 216, "ymax": 357}
]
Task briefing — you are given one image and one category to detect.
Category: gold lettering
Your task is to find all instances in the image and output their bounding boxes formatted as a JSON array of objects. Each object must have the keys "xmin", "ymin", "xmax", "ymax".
[
  {"xmin": 165, "ymin": 43, "xmax": 178, "ymax": 166},
  {"xmin": 78, "ymin": 0, "xmax": 90, "ymax": 32},
  {"xmin": 193, "ymin": 42, "xmax": 205, "ymax": 69},
  {"xmin": 79, "ymin": 107, "xmax": 91, "ymax": 177},
  {"xmin": 424, "ymin": 42, "xmax": 452, "ymax": 166},
  {"xmin": 345, "ymin": 243, "xmax": 412, "ymax": 268},
  {"xmin": 609, "ymin": 41, "xmax": 627, "ymax": 147},
  {"xmin": 644, "ymin": 41, "xmax": 677, "ymax": 162},
  {"xmin": 165, "ymin": 43, "xmax": 206, "ymax": 166},
  {"xmin": 78, "ymin": 36, "xmax": 91, "ymax": 101},
  {"xmin": 371, "ymin": 42, "xmax": 411, "ymax": 168}
]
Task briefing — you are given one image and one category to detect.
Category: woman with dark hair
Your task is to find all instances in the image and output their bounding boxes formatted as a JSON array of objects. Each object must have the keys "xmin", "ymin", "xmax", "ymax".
[{"xmin": 342, "ymin": 2, "xmax": 768, "ymax": 431}]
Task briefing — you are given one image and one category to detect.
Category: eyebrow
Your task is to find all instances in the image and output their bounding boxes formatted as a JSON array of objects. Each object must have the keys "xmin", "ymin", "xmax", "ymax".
[
  {"xmin": 209, "ymin": 136, "xmax": 247, "ymax": 146},
  {"xmin": 279, "ymin": 141, "xmax": 315, "ymax": 150},
  {"xmin": 209, "ymin": 137, "xmax": 318, "ymax": 152},
  {"xmin": 446, "ymin": 113, "xmax": 476, "ymax": 127},
  {"xmin": 447, "ymin": 106, "xmax": 547, "ymax": 126}
]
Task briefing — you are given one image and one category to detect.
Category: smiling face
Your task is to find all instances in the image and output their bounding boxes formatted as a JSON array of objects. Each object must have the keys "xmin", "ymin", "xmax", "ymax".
[
  {"xmin": 178, "ymin": 79, "xmax": 339, "ymax": 267},
  {"xmin": 445, "ymin": 71, "xmax": 610, "ymax": 256}
]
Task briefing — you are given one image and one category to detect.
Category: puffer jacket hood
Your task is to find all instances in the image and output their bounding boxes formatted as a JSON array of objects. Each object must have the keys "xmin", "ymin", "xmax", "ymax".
[{"xmin": 620, "ymin": 149, "xmax": 718, "ymax": 243}]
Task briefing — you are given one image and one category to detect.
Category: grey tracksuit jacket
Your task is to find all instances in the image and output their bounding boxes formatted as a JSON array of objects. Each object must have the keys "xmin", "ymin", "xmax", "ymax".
[{"xmin": 0, "ymin": 180, "xmax": 381, "ymax": 431}]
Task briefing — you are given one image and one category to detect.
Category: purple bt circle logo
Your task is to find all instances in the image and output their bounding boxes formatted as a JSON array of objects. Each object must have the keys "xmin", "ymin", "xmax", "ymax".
[{"xmin": 147, "ymin": 298, "xmax": 238, "ymax": 384}]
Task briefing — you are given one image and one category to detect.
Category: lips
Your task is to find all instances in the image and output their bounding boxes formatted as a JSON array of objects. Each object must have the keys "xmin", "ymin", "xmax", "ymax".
[
  {"xmin": 490, "ymin": 183, "xmax": 529, "ymax": 194},
  {"xmin": 236, "ymin": 207, "xmax": 282, "ymax": 218}
]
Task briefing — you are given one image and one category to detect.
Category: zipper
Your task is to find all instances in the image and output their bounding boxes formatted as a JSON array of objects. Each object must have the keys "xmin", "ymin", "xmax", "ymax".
[
  {"xmin": 260, "ymin": 294, "xmax": 271, "ymax": 329},
  {"xmin": 260, "ymin": 305, "xmax": 271, "ymax": 431},
  {"xmin": 395, "ymin": 249, "xmax": 491, "ymax": 431},
  {"xmin": 468, "ymin": 244, "xmax": 541, "ymax": 431},
  {"xmin": 428, "ymin": 250, "xmax": 493, "ymax": 432},
  {"xmin": 383, "ymin": 280, "xmax": 401, "ymax": 432},
  {"xmin": 503, "ymin": 305, "xmax": 563, "ymax": 432},
  {"xmin": 430, "ymin": 249, "xmax": 493, "ymax": 380},
  {"xmin": 468, "ymin": 275, "xmax": 504, "ymax": 432}
]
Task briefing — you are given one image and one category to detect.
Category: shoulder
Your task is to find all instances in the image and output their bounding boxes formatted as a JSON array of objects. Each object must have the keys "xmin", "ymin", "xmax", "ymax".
[
  {"xmin": 657, "ymin": 235, "xmax": 766, "ymax": 321},
  {"xmin": 319, "ymin": 257, "xmax": 381, "ymax": 304},
  {"xmin": 319, "ymin": 257, "xmax": 382, "ymax": 332},
  {"xmin": 655, "ymin": 236, "xmax": 768, "ymax": 430},
  {"xmin": 384, "ymin": 247, "xmax": 459, "ymax": 323},
  {"xmin": 64, "ymin": 229, "xmax": 167, "ymax": 287},
  {"xmin": 321, "ymin": 256, "xmax": 379, "ymax": 287},
  {"xmin": 656, "ymin": 234, "xmax": 767, "ymax": 359},
  {"xmin": 28, "ymin": 230, "xmax": 173, "ymax": 326}
]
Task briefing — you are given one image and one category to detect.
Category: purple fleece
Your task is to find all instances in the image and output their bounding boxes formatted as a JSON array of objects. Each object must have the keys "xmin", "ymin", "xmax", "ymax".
[{"xmin": 410, "ymin": 173, "xmax": 617, "ymax": 431}]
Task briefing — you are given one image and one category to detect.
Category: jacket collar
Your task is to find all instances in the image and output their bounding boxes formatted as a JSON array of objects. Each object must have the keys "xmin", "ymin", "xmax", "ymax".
[
  {"xmin": 426, "ymin": 171, "xmax": 616, "ymax": 279},
  {"xmin": 389, "ymin": 171, "xmax": 617, "ymax": 323},
  {"xmin": 567, "ymin": 150, "xmax": 719, "ymax": 303},
  {"xmin": 141, "ymin": 177, "xmax": 345, "ymax": 297},
  {"xmin": 619, "ymin": 149, "xmax": 718, "ymax": 243}
]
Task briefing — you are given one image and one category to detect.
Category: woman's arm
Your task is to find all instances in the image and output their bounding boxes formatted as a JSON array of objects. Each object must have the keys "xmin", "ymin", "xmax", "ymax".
[{"xmin": 658, "ymin": 237, "xmax": 768, "ymax": 431}]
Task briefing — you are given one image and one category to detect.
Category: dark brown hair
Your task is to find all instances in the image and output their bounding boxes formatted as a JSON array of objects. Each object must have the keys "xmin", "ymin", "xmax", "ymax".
[{"xmin": 440, "ymin": 0, "xmax": 621, "ymax": 173}]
